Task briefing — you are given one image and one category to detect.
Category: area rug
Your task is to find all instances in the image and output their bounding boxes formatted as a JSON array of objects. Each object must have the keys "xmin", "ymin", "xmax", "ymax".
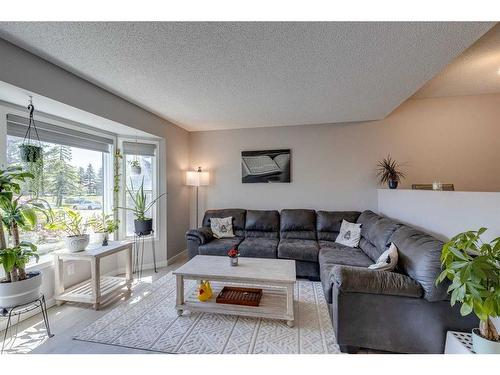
[{"xmin": 74, "ymin": 272, "xmax": 340, "ymax": 354}]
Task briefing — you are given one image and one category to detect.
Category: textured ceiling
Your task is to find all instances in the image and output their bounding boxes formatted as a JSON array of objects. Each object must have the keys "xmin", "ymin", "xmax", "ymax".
[
  {"xmin": 414, "ymin": 23, "xmax": 500, "ymax": 99},
  {"xmin": 0, "ymin": 22, "xmax": 493, "ymax": 131}
]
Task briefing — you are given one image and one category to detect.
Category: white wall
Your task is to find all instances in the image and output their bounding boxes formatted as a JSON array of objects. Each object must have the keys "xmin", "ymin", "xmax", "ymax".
[{"xmin": 378, "ymin": 189, "xmax": 500, "ymax": 242}]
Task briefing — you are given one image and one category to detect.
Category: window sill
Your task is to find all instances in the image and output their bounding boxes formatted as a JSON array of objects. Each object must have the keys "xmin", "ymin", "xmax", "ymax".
[{"xmin": 26, "ymin": 253, "xmax": 54, "ymax": 271}]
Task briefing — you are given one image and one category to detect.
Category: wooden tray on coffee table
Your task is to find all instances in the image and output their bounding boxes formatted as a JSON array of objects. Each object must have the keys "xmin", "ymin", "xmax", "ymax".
[{"xmin": 216, "ymin": 286, "xmax": 263, "ymax": 307}]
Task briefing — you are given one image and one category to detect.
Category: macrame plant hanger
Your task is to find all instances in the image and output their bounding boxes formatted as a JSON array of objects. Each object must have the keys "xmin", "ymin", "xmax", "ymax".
[{"xmin": 19, "ymin": 96, "xmax": 43, "ymax": 163}]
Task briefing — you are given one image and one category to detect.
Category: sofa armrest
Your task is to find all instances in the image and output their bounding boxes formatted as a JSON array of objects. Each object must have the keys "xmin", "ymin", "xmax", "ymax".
[
  {"xmin": 330, "ymin": 265, "xmax": 423, "ymax": 298},
  {"xmin": 186, "ymin": 227, "xmax": 214, "ymax": 245}
]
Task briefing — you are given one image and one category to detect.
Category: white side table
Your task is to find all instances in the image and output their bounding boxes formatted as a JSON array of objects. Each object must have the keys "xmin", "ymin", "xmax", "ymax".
[
  {"xmin": 54, "ymin": 241, "xmax": 133, "ymax": 310},
  {"xmin": 444, "ymin": 331, "xmax": 474, "ymax": 354}
]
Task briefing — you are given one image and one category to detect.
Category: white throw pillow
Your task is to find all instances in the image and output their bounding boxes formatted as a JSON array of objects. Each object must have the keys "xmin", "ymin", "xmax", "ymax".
[
  {"xmin": 335, "ymin": 220, "xmax": 362, "ymax": 248},
  {"xmin": 210, "ymin": 217, "xmax": 235, "ymax": 238},
  {"xmin": 369, "ymin": 242, "xmax": 399, "ymax": 271}
]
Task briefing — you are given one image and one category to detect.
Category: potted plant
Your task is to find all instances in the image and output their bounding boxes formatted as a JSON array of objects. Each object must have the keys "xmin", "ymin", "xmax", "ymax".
[
  {"xmin": 228, "ymin": 246, "xmax": 239, "ymax": 266},
  {"xmin": 0, "ymin": 166, "xmax": 42, "ymax": 307},
  {"xmin": 47, "ymin": 209, "xmax": 89, "ymax": 252},
  {"xmin": 436, "ymin": 228, "xmax": 500, "ymax": 354},
  {"xmin": 129, "ymin": 159, "xmax": 142, "ymax": 175},
  {"xmin": 120, "ymin": 178, "xmax": 165, "ymax": 236},
  {"xmin": 19, "ymin": 101, "xmax": 43, "ymax": 163},
  {"xmin": 376, "ymin": 155, "xmax": 406, "ymax": 189},
  {"xmin": 19, "ymin": 144, "xmax": 43, "ymax": 163},
  {"xmin": 88, "ymin": 213, "xmax": 119, "ymax": 246}
]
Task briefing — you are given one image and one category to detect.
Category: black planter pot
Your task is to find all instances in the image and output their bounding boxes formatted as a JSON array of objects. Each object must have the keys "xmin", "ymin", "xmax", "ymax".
[
  {"xmin": 134, "ymin": 219, "xmax": 153, "ymax": 236},
  {"xmin": 388, "ymin": 180, "xmax": 398, "ymax": 189},
  {"xmin": 19, "ymin": 144, "xmax": 42, "ymax": 163}
]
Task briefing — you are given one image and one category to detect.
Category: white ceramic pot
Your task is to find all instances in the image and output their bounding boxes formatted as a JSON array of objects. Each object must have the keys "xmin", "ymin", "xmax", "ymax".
[
  {"xmin": 472, "ymin": 328, "xmax": 500, "ymax": 354},
  {"xmin": 92, "ymin": 232, "xmax": 107, "ymax": 245},
  {"xmin": 0, "ymin": 271, "xmax": 42, "ymax": 308},
  {"xmin": 131, "ymin": 165, "xmax": 142, "ymax": 175},
  {"xmin": 64, "ymin": 234, "xmax": 90, "ymax": 252}
]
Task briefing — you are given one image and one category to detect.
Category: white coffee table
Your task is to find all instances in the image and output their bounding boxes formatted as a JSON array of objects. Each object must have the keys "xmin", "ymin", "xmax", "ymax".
[{"xmin": 173, "ymin": 255, "xmax": 297, "ymax": 327}]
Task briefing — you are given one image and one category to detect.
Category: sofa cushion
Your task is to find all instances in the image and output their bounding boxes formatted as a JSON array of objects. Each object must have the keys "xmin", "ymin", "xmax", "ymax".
[
  {"xmin": 280, "ymin": 209, "xmax": 316, "ymax": 240},
  {"xmin": 357, "ymin": 210, "xmax": 400, "ymax": 261},
  {"xmin": 316, "ymin": 211, "xmax": 361, "ymax": 241},
  {"xmin": 238, "ymin": 237, "xmax": 278, "ymax": 258},
  {"xmin": 202, "ymin": 209, "xmax": 246, "ymax": 237},
  {"xmin": 278, "ymin": 238, "xmax": 319, "ymax": 262},
  {"xmin": 245, "ymin": 210, "xmax": 280, "ymax": 239},
  {"xmin": 198, "ymin": 237, "xmax": 244, "ymax": 256},
  {"xmin": 330, "ymin": 265, "xmax": 423, "ymax": 297},
  {"xmin": 390, "ymin": 225, "xmax": 448, "ymax": 302},
  {"xmin": 318, "ymin": 242, "xmax": 373, "ymax": 268}
]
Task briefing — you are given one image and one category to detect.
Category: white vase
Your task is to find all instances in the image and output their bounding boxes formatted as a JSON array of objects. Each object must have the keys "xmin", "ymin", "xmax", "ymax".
[
  {"xmin": 64, "ymin": 234, "xmax": 90, "ymax": 252},
  {"xmin": 0, "ymin": 271, "xmax": 42, "ymax": 308},
  {"xmin": 472, "ymin": 328, "xmax": 500, "ymax": 354},
  {"xmin": 92, "ymin": 232, "xmax": 107, "ymax": 245}
]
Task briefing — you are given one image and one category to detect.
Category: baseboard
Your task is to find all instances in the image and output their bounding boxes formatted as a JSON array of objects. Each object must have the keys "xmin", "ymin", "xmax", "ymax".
[{"xmin": 167, "ymin": 249, "xmax": 188, "ymax": 266}]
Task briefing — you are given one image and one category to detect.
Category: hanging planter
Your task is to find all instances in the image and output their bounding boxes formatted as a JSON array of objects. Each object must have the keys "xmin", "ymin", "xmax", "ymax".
[
  {"xmin": 19, "ymin": 98, "xmax": 43, "ymax": 163},
  {"xmin": 19, "ymin": 144, "xmax": 43, "ymax": 163},
  {"xmin": 129, "ymin": 159, "xmax": 142, "ymax": 175}
]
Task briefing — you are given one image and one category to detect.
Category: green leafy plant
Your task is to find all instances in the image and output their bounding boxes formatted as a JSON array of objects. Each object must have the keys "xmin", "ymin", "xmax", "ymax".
[
  {"xmin": 88, "ymin": 213, "xmax": 119, "ymax": 234},
  {"xmin": 113, "ymin": 149, "xmax": 123, "ymax": 195},
  {"xmin": 376, "ymin": 155, "xmax": 406, "ymax": 185},
  {"xmin": 128, "ymin": 159, "xmax": 140, "ymax": 168},
  {"xmin": 46, "ymin": 208, "xmax": 88, "ymax": 237},
  {"xmin": 120, "ymin": 177, "xmax": 165, "ymax": 221},
  {"xmin": 0, "ymin": 166, "xmax": 41, "ymax": 282},
  {"xmin": 436, "ymin": 228, "xmax": 500, "ymax": 342}
]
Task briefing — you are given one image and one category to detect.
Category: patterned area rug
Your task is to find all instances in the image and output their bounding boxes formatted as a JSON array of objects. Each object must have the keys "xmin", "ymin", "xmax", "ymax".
[{"xmin": 74, "ymin": 272, "xmax": 340, "ymax": 354}]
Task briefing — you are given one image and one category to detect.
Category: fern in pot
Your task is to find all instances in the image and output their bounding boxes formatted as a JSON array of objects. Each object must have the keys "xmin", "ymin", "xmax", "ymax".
[
  {"xmin": 436, "ymin": 228, "xmax": 500, "ymax": 353},
  {"xmin": 120, "ymin": 178, "xmax": 165, "ymax": 236},
  {"xmin": 47, "ymin": 209, "xmax": 89, "ymax": 252}
]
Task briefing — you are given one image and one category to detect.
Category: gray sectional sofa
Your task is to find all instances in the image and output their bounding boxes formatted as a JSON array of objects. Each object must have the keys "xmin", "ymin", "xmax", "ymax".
[{"xmin": 186, "ymin": 208, "xmax": 477, "ymax": 353}]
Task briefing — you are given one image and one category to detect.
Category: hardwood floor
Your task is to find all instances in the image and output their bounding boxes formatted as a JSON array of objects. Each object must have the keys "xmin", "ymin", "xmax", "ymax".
[{"xmin": 1, "ymin": 256, "xmax": 187, "ymax": 354}]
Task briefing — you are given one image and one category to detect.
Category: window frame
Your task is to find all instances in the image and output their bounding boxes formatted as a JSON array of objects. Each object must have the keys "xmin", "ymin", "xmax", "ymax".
[
  {"xmin": 1, "ymin": 102, "xmax": 117, "ymax": 255},
  {"xmin": 117, "ymin": 137, "xmax": 160, "ymax": 240}
]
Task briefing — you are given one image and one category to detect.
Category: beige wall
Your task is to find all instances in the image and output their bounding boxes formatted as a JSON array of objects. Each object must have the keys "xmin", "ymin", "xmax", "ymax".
[
  {"xmin": 0, "ymin": 38, "xmax": 190, "ymax": 260},
  {"xmin": 189, "ymin": 94, "xmax": 500, "ymax": 225}
]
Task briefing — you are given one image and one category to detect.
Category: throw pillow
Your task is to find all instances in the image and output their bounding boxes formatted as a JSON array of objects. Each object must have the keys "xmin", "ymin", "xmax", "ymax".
[
  {"xmin": 335, "ymin": 220, "xmax": 362, "ymax": 247},
  {"xmin": 369, "ymin": 242, "xmax": 399, "ymax": 271},
  {"xmin": 210, "ymin": 217, "xmax": 235, "ymax": 238}
]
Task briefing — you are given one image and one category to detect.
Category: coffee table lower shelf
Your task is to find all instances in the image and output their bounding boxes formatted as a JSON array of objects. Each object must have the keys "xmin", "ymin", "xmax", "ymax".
[{"xmin": 176, "ymin": 282, "xmax": 294, "ymax": 326}]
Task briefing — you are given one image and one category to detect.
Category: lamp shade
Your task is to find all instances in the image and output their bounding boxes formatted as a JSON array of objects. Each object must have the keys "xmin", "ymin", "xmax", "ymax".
[{"xmin": 186, "ymin": 169, "xmax": 209, "ymax": 186}]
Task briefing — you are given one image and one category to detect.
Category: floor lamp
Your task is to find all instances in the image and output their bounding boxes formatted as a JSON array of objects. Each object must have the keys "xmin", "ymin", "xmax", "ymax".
[{"xmin": 186, "ymin": 167, "xmax": 209, "ymax": 227}]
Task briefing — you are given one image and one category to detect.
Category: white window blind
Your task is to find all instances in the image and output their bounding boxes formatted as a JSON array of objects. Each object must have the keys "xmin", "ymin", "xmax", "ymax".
[
  {"xmin": 122, "ymin": 141, "xmax": 156, "ymax": 156},
  {"xmin": 6, "ymin": 114, "xmax": 113, "ymax": 153}
]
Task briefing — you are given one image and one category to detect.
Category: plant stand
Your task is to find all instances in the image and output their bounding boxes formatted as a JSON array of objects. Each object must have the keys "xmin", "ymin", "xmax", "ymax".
[
  {"xmin": 133, "ymin": 230, "xmax": 157, "ymax": 278},
  {"xmin": 1, "ymin": 294, "xmax": 54, "ymax": 354},
  {"xmin": 54, "ymin": 241, "xmax": 133, "ymax": 310}
]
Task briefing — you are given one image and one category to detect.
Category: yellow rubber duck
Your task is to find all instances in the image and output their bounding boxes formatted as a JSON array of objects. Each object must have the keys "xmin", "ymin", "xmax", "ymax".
[{"xmin": 198, "ymin": 280, "xmax": 213, "ymax": 301}]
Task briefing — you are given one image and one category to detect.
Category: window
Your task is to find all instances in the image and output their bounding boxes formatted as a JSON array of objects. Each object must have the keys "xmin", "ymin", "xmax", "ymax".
[
  {"xmin": 122, "ymin": 141, "xmax": 157, "ymax": 237},
  {"xmin": 4, "ymin": 113, "xmax": 114, "ymax": 255}
]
